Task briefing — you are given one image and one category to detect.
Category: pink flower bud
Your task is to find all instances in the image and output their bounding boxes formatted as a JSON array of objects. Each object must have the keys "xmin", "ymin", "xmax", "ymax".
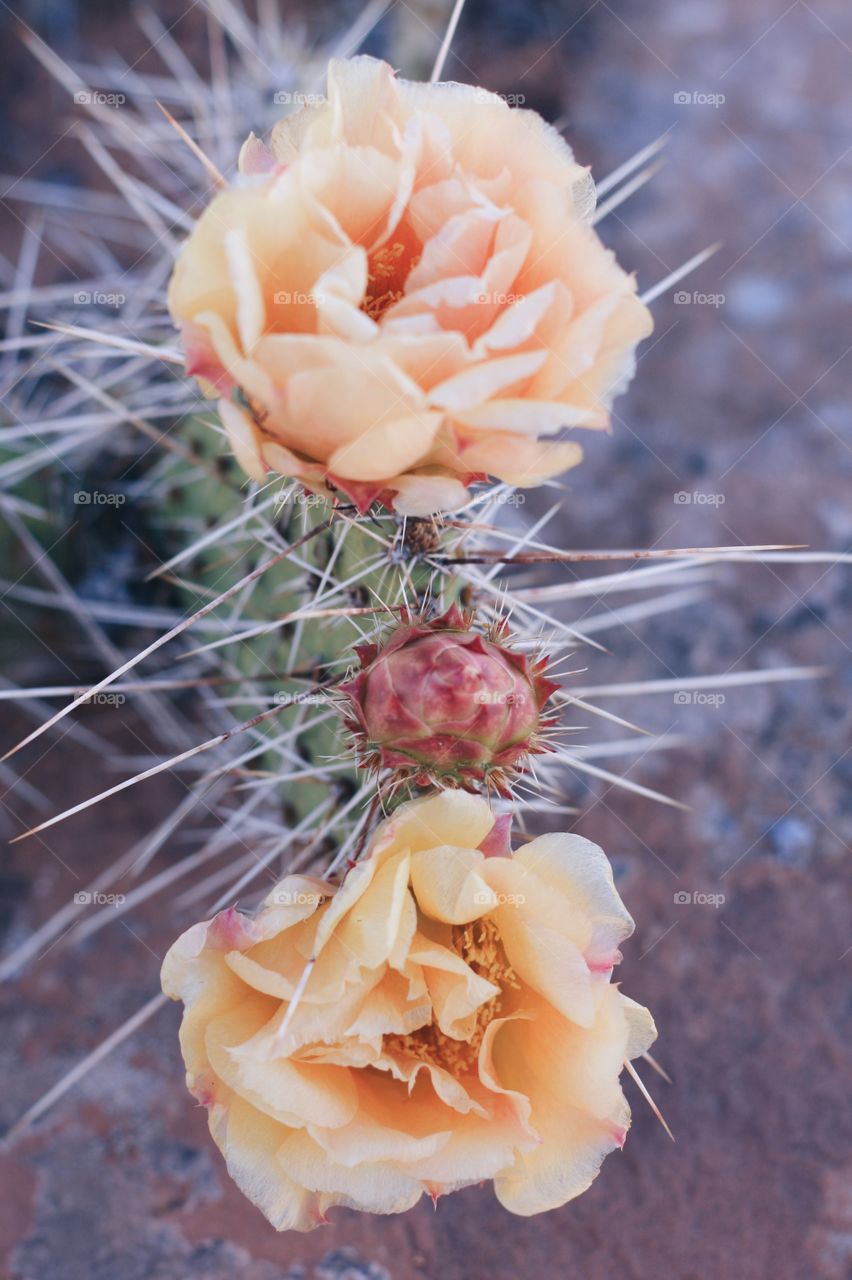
[{"xmin": 340, "ymin": 606, "xmax": 558, "ymax": 792}]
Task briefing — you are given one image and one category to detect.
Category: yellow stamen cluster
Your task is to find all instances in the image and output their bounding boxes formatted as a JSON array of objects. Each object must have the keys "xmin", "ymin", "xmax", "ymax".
[
  {"xmin": 384, "ymin": 918, "xmax": 520, "ymax": 1076},
  {"xmin": 362, "ymin": 242, "xmax": 409, "ymax": 321}
]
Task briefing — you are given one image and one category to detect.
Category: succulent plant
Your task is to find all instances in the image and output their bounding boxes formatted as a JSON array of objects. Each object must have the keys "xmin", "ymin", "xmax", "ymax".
[
  {"xmin": 147, "ymin": 412, "xmax": 474, "ymax": 821},
  {"xmin": 2, "ymin": 0, "xmax": 834, "ymax": 1181}
]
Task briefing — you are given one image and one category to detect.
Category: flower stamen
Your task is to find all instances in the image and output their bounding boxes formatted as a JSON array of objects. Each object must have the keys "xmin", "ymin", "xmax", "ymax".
[
  {"xmin": 385, "ymin": 917, "xmax": 520, "ymax": 1076},
  {"xmin": 362, "ymin": 241, "xmax": 414, "ymax": 321}
]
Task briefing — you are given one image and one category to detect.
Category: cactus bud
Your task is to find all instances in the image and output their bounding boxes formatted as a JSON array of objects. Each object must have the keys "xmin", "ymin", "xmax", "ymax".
[{"xmin": 340, "ymin": 606, "xmax": 558, "ymax": 792}]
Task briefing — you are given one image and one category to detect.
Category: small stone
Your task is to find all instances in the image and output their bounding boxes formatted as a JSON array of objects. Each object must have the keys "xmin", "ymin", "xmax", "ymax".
[{"xmin": 769, "ymin": 815, "xmax": 814, "ymax": 866}]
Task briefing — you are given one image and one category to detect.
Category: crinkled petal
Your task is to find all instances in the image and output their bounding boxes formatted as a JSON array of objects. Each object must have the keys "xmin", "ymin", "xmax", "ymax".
[
  {"xmin": 409, "ymin": 845, "xmax": 496, "ymax": 923},
  {"xmin": 276, "ymin": 1129, "xmax": 423, "ymax": 1216}
]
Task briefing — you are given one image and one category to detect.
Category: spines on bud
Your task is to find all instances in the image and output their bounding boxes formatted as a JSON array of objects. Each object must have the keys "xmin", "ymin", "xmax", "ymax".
[{"xmin": 339, "ymin": 606, "xmax": 559, "ymax": 795}]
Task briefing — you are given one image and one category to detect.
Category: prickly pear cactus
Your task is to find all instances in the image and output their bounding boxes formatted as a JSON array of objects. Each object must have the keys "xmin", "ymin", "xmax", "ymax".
[{"xmin": 152, "ymin": 418, "xmax": 463, "ymax": 824}]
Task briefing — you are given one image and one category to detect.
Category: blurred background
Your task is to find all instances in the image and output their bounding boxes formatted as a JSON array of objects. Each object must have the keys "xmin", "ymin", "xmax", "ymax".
[{"xmin": 1, "ymin": 1, "xmax": 850, "ymax": 1277}]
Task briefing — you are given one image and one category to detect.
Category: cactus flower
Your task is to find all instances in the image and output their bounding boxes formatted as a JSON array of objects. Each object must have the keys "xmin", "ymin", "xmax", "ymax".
[
  {"xmin": 340, "ymin": 606, "xmax": 558, "ymax": 791},
  {"xmin": 167, "ymin": 56, "xmax": 652, "ymax": 515},
  {"xmin": 161, "ymin": 791, "xmax": 656, "ymax": 1230}
]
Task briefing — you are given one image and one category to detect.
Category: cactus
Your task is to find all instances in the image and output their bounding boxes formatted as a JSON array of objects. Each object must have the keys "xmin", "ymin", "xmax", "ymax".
[
  {"xmin": 147, "ymin": 417, "xmax": 463, "ymax": 823},
  {"xmin": 0, "ymin": 0, "xmax": 841, "ymax": 1165}
]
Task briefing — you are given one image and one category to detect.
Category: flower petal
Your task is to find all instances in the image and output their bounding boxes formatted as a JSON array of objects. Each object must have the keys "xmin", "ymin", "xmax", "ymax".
[
  {"xmin": 410, "ymin": 845, "xmax": 496, "ymax": 923},
  {"xmin": 328, "ymin": 411, "xmax": 443, "ymax": 481}
]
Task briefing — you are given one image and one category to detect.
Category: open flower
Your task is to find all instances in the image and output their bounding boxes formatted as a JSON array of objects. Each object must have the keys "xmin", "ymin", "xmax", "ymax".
[
  {"xmin": 340, "ymin": 604, "xmax": 558, "ymax": 791},
  {"xmin": 169, "ymin": 56, "xmax": 652, "ymax": 515},
  {"xmin": 162, "ymin": 792, "xmax": 656, "ymax": 1229}
]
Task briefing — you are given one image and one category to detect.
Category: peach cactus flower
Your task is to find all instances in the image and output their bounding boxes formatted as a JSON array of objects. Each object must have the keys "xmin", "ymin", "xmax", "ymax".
[
  {"xmin": 168, "ymin": 56, "xmax": 652, "ymax": 515},
  {"xmin": 162, "ymin": 792, "xmax": 656, "ymax": 1229}
]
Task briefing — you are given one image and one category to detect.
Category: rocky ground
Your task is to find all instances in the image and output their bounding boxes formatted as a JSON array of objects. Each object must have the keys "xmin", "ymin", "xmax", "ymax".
[{"xmin": 2, "ymin": 0, "xmax": 851, "ymax": 1277}]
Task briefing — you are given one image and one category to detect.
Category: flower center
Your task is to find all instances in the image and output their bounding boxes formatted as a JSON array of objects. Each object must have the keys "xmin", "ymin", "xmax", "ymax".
[
  {"xmin": 362, "ymin": 242, "xmax": 407, "ymax": 321},
  {"xmin": 385, "ymin": 918, "xmax": 520, "ymax": 1077},
  {"xmin": 362, "ymin": 239, "xmax": 420, "ymax": 322}
]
